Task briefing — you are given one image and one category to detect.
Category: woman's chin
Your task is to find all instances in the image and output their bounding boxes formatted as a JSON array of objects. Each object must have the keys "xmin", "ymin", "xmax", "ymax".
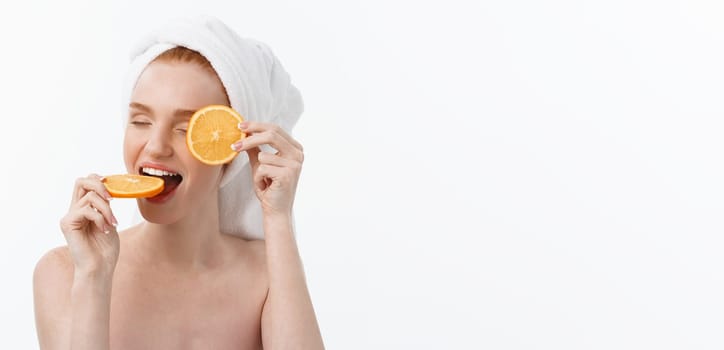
[{"xmin": 137, "ymin": 201, "xmax": 183, "ymax": 225}]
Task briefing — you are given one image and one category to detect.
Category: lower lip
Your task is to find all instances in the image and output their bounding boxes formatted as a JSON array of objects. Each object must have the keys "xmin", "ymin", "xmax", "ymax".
[{"xmin": 145, "ymin": 185, "xmax": 179, "ymax": 204}]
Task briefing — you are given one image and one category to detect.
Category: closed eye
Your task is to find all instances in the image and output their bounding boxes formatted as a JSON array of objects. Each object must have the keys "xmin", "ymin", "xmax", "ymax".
[{"xmin": 176, "ymin": 123, "xmax": 189, "ymax": 134}]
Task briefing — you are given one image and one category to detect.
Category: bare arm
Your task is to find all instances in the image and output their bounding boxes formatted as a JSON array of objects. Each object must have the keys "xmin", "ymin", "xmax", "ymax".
[
  {"xmin": 68, "ymin": 270, "xmax": 114, "ymax": 349},
  {"xmin": 34, "ymin": 174, "xmax": 120, "ymax": 349},
  {"xmin": 260, "ymin": 215, "xmax": 324, "ymax": 349},
  {"xmin": 34, "ymin": 248, "xmax": 72, "ymax": 350},
  {"xmin": 233, "ymin": 122, "xmax": 324, "ymax": 349},
  {"xmin": 34, "ymin": 247, "xmax": 116, "ymax": 350}
]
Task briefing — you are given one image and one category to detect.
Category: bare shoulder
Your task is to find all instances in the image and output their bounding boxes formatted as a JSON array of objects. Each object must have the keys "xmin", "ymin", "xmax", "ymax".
[
  {"xmin": 33, "ymin": 245, "xmax": 73, "ymax": 290},
  {"xmin": 33, "ymin": 245, "xmax": 73, "ymax": 348}
]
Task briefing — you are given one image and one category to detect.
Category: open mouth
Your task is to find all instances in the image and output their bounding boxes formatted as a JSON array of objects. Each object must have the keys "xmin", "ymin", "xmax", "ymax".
[{"xmin": 139, "ymin": 167, "xmax": 183, "ymax": 199}]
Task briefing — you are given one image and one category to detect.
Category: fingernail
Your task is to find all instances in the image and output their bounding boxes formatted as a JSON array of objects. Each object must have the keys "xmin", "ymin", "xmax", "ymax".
[
  {"xmin": 231, "ymin": 142, "xmax": 242, "ymax": 151},
  {"xmin": 112, "ymin": 216, "xmax": 118, "ymax": 226},
  {"xmin": 104, "ymin": 226, "xmax": 110, "ymax": 234},
  {"xmin": 238, "ymin": 122, "xmax": 248, "ymax": 130}
]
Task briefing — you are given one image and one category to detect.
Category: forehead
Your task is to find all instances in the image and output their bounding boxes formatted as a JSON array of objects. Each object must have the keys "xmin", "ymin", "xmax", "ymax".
[{"xmin": 130, "ymin": 61, "xmax": 229, "ymax": 111}]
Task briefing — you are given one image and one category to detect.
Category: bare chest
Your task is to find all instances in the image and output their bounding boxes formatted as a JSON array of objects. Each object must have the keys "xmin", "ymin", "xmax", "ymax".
[{"xmin": 107, "ymin": 264, "xmax": 266, "ymax": 349}]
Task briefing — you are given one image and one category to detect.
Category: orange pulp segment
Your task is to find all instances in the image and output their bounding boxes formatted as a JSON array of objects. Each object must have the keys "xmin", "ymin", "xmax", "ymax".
[
  {"xmin": 102, "ymin": 174, "xmax": 165, "ymax": 198},
  {"xmin": 186, "ymin": 105, "xmax": 246, "ymax": 165}
]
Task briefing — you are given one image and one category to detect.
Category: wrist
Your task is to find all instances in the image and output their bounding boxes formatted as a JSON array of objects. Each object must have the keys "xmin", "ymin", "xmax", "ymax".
[
  {"xmin": 263, "ymin": 212, "xmax": 294, "ymax": 236},
  {"xmin": 74, "ymin": 265, "xmax": 115, "ymax": 285},
  {"xmin": 72, "ymin": 272, "xmax": 113, "ymax": 302},
  {"xmin": 263, "ymin": 211, "xmax": 293, "ymax": 226}
]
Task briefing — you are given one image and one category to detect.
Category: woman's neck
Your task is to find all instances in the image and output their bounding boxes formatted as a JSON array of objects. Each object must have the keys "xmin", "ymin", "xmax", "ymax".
[{"xmin": 133, "ymin": 199, "xmax": 229, "ymax": 272}]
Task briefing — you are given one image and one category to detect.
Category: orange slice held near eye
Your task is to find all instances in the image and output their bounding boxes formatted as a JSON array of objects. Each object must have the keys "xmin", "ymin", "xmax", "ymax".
[
  {"xmin": 186, "ymin": 105, "xmax": 247, "ymax": 165},
  {"xmin": 102, "ymin": 174, "xmax": 165, "ymax": 198}
]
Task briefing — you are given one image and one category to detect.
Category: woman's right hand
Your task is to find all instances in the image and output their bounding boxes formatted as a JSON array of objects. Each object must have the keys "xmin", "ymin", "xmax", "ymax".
[{"xmin": 59, "ymin": 174, "xmax": 120, "ymax": 277}]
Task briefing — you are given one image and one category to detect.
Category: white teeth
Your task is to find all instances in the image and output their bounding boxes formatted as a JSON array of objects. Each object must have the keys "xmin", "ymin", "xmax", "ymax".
[{"xmin": 141, "ymin": 167, "xmax": 179, "ymax": 177}]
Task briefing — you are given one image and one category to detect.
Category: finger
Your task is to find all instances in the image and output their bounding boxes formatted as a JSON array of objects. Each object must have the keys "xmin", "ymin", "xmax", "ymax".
[
  {"xmin": 73, "ymin": 174, "xmax": 113, "ymax": 204},
  {"xmin": 238, "ymin": 122, "xmax": 303, "ymax": 151},
  {"xmin": 76, "ymin": 191, "xmax": 117, "ymax": 227},
  {"xmin": 235, "ymin": 131, "xmax": 303, "ymax": 162},
  {"xmin": 257, "ymin": 151, "xmax": 301, "ymax": 170},
  {"xmin": 246, "ymin": 146, "xmax": 261, "ymax": 170},
  {"xmin": 253, "ymin": 164, "xmax": 268, "ymax": 191},
  {"xmin": 82, "ymin": 206, "xmax": 112, "ymax": 234},
  {"xmin": 253, "ymin": 164, "xmax": 286, "ymax": 191}
]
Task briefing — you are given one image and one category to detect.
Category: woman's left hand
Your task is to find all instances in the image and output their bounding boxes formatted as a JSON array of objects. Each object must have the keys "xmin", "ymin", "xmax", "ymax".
[{"xmin": 232, "ymin": 122, "xmax": 304, "ymax": 217}]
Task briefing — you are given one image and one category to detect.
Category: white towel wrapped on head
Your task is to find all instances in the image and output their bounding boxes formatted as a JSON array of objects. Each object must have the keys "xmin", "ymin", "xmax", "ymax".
[{"xmin": 122, "ymin": 15, "xmax": 303, "ymax": 240}]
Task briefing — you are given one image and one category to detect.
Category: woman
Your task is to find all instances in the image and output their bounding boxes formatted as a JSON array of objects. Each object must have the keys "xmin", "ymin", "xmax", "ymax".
[{"xmin": 33, "ymin": 16, "xmax": 324, "ymax": 349}]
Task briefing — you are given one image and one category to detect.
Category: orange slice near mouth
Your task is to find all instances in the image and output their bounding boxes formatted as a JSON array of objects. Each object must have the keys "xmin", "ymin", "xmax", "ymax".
[{"xmin": 102, "ymin": 174, "xmax": 165, "ymax": 198}]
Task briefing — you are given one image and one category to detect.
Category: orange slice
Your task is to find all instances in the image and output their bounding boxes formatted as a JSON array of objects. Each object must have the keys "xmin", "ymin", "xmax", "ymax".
[
  {"xmin": 186, "ymin": 105, "xmax": 246, "ymax": 165},
  {"xmin": 102, "ymin": 174, "xmax": 165, "ymax": 198}
]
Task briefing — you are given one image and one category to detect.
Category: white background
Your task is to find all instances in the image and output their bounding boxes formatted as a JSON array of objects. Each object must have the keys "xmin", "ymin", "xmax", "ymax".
[{"xmin": 1, "ymin": 0, "xmax": 723, "ymax": 348}]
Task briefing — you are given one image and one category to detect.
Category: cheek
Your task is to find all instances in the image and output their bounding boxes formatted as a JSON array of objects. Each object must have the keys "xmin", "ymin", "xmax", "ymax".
[
  {"xmin": 122, "ymin": 129, "xmax": 145, "ymax": 171},
  {"xmin": 187, "ymin": 162, "xmax": 224, "ymax": 190}
]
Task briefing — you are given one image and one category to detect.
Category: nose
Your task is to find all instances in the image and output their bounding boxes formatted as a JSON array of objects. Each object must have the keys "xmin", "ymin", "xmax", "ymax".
[{"xmin": 144, "ymin": 126, "xmax": 174, "ymax": 158}]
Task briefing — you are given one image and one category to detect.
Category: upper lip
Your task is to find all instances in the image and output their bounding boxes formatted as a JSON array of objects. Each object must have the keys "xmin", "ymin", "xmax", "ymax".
[{"xmin": 138, "ymin": 162, "xmax": 182, "ymax": 175}]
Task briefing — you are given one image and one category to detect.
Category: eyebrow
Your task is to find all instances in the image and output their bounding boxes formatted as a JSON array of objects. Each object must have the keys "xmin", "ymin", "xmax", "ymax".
[{"xmin": 129, "ymin": 102, "xmax": 197, "ymax": 119}]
